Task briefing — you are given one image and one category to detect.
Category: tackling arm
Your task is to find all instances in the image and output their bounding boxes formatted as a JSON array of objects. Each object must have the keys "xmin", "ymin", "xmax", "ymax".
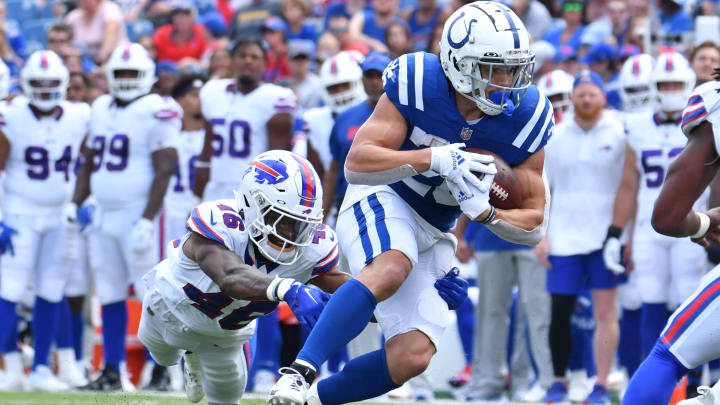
[
  {"xmin": 142, "ymin": 147, "xmax": 178, "ymax": 220},
  {"xmin": 184, "ymin": 232, "xmax": 274, "ymax": 301},
  {"xmin": 652, "ymin": 121, "xmax": 720, "ymax": 240},
  {"xmin": 484, "ymin": 150, "xmax": 548, "ymax": 246}
]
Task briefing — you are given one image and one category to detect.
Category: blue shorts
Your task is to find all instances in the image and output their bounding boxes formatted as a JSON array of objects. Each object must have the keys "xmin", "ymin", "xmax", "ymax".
[{"xmin": 547, "ymin": 250, "xmax": 620, "ymax": 295}]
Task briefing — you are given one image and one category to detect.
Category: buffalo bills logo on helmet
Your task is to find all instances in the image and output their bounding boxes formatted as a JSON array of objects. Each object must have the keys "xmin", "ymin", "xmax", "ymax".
[{"xmin": 250, "ymin": 160, "xmax": 289, "ymax": 185}]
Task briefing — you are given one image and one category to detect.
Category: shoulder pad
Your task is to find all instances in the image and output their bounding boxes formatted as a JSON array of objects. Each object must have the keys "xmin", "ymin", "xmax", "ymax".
[
  {"xmin": 682, "ymin": 81, "xmax": 720, "ymax": 136},
  {"xmin": 383, "ymin": 52, "xmax": 441, "ymax": 116},
  {"xmin": 310, "ymin": 224, "xmax": 339, "ymax": 276},
  {"xmin": 186, "ymin": 201, "xmax": 245, "ymax": 250},
  {"xmin": 509, "ymin": 86, "xmax": 555, "ymax": 153}
]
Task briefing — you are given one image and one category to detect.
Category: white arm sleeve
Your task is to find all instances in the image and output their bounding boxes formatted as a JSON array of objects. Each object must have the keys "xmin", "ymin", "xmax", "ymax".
[
  {"xmin": 485, "ymin": 170, "xmax": 550, "ymax": 246},
  {"xmin": 344, "ymin": 163, "xmax": 419, "ymax": 186}
]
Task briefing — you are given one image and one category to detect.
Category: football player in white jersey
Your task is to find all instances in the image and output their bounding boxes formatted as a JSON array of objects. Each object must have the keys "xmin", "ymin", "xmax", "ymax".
[
  {"xmin": 297, "ymin": 51, "xmax": 366, "ymax": 174},
  {"xmin": 63, "ymin": 43, "xmax": 181, "ymax": 391},
  {"xmin": 194, "ymin": 39, "xmax": 297, "ymax": 201},
  {"xmin": 606, "ymin": 52, "xmax": 707, "ymax": 390},
  {"xmin": 537, "ymin": 69, "xmax": 573, "ymax": 124},
  {"xmin": 0, "ymin": 50, "xmax": 90, "ymax": 392},
  {"xmin": 618, "ymin": 53, "xmax": 654, "ymax": 114},
  {"xmin": 621, "ymin": 67, "xmax": 720, "ymax": 404}
]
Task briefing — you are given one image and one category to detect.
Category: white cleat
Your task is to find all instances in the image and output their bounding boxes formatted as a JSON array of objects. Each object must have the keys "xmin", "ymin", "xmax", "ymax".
[
  {"xmin": 678, "ymin": 386, "xmax": 720, "ymax": 405},
  {"xmin": 28, "ymin": 365, "xmax": 70, "ymax": 392},
  {"xmin": 253, "ymin": 369, "xmax": 277, "ymax": 394},
  {"xmin": 119, "ymin": 362, "xmax": 136, "ymax": 392},
  {"xmin": 519, "ymin": 382, "xmax": 547, "ymax": 402},
  {"xmin": 183, "ymin": 352, "xmax": 204, "ymax": 403},
  {"xmin": 268, "ymin": 367, "xmax": 309, "ymax": 405},
  {"xmin": 0, "ymin": 352, "xmax": 27, "ymax": 391},
  {"xmin": 56, "ymin": 348, "xmax": 87, "ymax": 387}
]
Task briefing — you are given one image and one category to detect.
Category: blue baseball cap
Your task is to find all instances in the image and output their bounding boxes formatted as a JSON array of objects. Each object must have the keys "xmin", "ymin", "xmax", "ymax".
[
  {"xmin": 199, "ymin": 12, "xmax": 227, "ymax": 37},
  {"xmin": 362, "ymin": 52, "xmax": 391, "ymax": 73},
  {"xmin": 573, "ymin": 70, "xmax": 604, "ymax": 89},
  {"xmin": 581, "ymin": 42, "xmax": 615, "ymax": 64},
  {"xmin": 156, "ymin": 60, "xmax": 180, "ymax": 76},
  {"xmin": 554, "ymin": 45, "xmax": 577, "ymax": 63}
]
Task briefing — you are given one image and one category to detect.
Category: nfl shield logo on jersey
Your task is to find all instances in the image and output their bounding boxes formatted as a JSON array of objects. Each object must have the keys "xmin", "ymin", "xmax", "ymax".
[{"xmin": 460, "ymin": 127, "xmax": 473, "ymax": 140}]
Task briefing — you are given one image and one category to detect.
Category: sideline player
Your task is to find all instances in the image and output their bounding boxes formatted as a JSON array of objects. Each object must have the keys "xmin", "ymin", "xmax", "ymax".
[
  {"xmin": 138, "ymin": 150, "xmax": 467, "ymax": 405},
  {"xmin": 621, "ymin": 68, "xmax": 720, "ymax": 404},
  {"xmin": 194, "ymin": 38, "xmax": 297, "ymax": 201},
  {"xmin": 64, "ymin": 43, "xmax": 181, "ymax": 390},
  {"xmin": 269, "ymin": 2, "xmax": 553, "ymax": 405},
  {"xmin": 0, "ymin": 50, "xmax": 89, "ymax": 391}
]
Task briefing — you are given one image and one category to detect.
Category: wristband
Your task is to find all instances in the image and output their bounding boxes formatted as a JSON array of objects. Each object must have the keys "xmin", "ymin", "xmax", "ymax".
[
  {"xmin": 691, "ymin": 212, "xmax": 711, "ymax": 239},
  {"xmin": 479, "ymin": 206, "xmax": 496, "ymax": 225},
  {"xmin": 265, "ymin": 276, "xmax": 294, "ymax": 301},
  {"xmin": 606, "ymin": 225, "xmax": 622, "ymax": 240}
]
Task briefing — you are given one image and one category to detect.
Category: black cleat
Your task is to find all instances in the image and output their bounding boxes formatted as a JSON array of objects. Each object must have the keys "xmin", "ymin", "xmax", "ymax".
[
  {"xmin": 146, "ymin": 365, "xmax": 170, "ymax": 391},
  {"xmin": 82, "ymin": 366, "xmax": 122, "ymax": 391}
]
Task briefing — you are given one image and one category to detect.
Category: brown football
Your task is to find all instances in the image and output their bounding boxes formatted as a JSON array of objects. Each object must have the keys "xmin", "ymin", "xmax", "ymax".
[{"xmin": 465, "ymin": 148, "xmax": 522, "ymax": 210}]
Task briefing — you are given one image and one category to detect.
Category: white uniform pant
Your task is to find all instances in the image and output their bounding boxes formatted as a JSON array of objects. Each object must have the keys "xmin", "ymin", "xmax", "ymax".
[
  {"xmin": 336, "ymin": 189, "xmax": 455, "ymax": 349},
  {"xmin": 89, "ymin": 204, "xmax": 159, "ymax": 305},
  {"xmin": 139, "ymin": 288, "xmax": 252, "ymax": 404},
  {"xmin": 64, "ymin": 232, "xmax": 90, "ymax": 297},
  {"xmin": 633, "ymin": 228, "xmax": 706, "ymax": 308},
  {"xmin": 0, "ymin": 213, "xmax": 73, "ymax": 303},
  {"xmin": 659, "ymin": 264, "xmax": 720, "ymax": 369}
]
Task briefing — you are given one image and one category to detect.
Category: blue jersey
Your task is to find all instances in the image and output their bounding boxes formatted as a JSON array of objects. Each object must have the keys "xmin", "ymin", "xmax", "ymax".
[
  {"xmin": 330, "ymin": 101, "xmax": 374, "ymax": 203},
  {"xmin": 382, "ymin": 52, "xmax": 554, "ymax": 232}
]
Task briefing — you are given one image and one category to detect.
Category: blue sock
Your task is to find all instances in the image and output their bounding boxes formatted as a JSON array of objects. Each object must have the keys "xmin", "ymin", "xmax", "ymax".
[
  {"xmin": 0, "ymin": 298, "xmax": 17, "ymax": 354},
  {"xmin": 456, "ymin": 297, "xmax": 474, "ymax": 364},
  {"xmin": 297, "ymin": 279, "xmax": 376, "ymax": 370},
  {"xmin": 619, "ymin": 308, "xmax": 642, "ymax": 376},
  {"xmin": 622, "ymin": 341, "xmax": 688, "ymax": 405},
  {"xmin": 32, "ymin": 297, "xmax": 61, "ymax": 369},
  {"xmin": 102, "ymin": 301, "xmax": 127, "ymax": 370},
  {"xmin": 317, "ymin": 348, "xmax": 400, "ymax": 405},
  {"xmin": 641, "ymin": 303, "xmax": 671, "ymax": 357},
  {"xmin": 55, "ymin": 298, "xmax": 73, "ymax": 349},
  {"xmin": 71, "ymin": 312, "xmax": 83, "ymax": 361}
]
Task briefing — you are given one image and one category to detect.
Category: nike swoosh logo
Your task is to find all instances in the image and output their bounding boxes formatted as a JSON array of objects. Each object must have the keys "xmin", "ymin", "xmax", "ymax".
[
  {"xmin": 304, "ymin": 289, "xmax": 318, "ymax": 304},
  {"xmin": 210, "ymin": 211, "xmax": 217, "ymax": 226},
  {"xmin": 329, "ymin": 234, "xmax": 335, "ymax": 242}
]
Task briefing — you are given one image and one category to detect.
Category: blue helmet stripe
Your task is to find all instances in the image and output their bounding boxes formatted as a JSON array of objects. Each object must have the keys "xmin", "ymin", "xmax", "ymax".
[{"xmin": 499, "ymin": 6, "xmax": 520, "ymax": 49}]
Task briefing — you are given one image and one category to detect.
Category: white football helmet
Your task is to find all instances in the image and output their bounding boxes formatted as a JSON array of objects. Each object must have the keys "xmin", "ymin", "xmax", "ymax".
[
  {"xmin": 319, "ymin": 51, "xmax": 366, "ymax": 114},
  {"xmin": 106, "ymin": 43, "xmax": 155, "ymax": 101},
  {"xmin": 237, "ymin": 150, "xmax": 323, "ymax": 265},
  {"xmin": 650, "ymin": 52, "xmax": 696, "ymax": 113},
  {"xmin": 0, "ymin": 59, "xmax": 10, "ymax": 100},
  {"xmin": 21, "ymin": 50, "xmax": 69, "ymax": 111},
  {"xmin": 537, "ymin": 70, "xmax": 573, "ymax": 112},
  {"xmin": 440, "ymin": 1, "xmax": 534, "ymax": 116},
  {"xmin": 619, "ymin": 54, "xmax": 653, "ymax": 112}
]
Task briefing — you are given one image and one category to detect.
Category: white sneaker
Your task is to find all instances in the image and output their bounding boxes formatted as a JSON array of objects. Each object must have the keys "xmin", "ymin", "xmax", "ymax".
[
  {"xmin": 253, "ymin": 369, "xmax": 277, "ymax": 394},
  {"xmin": 568, "ymin": 370, "xmax": 590, "ymax": 403},
  {"xmin": 268, "ymin": 367, "xmax": 309, "ymax": 405},
  {"xmin": 183, "ymin": 352, "xmax": 204, "ymax": 403},
  {"xmin": 28, "ymin": 365, "xmax": 70, "ymax": 392},
  {"xmin": 56, "ymin": 348, "xmax": 87, "ymax": 387},
  {"xmin": 119, "ymin": 362, "xmax": 136, "ymax": 392},
  {"xmin": 519, "ymin": 382, "xmax": 547, "ymax": 402},
  {"xmin": 0, "ymin": 352, "xmax": 27, "ymax": 391}
]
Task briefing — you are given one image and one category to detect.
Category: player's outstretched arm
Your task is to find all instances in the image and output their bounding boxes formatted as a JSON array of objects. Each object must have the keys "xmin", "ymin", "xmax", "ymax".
[
  {"xmin": 652, "ymin": 121, "xmax": 720, "ymax": 241},
  {"xmin": 142, "ymin": 147, "xmax": 179, "ymax": 220},
  {"xmin": 484, "ymin": 150, "xmax": 548, "ymax": 246},
  {"xmin": 309, "ymin": 268, "xmax": 352, "ymax": 293}
]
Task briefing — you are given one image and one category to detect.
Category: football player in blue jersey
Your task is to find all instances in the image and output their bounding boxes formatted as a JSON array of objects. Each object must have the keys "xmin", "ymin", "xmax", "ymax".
[{"xmin": 269, "ymin": 2, "xmax": 554, "ymax": 405}]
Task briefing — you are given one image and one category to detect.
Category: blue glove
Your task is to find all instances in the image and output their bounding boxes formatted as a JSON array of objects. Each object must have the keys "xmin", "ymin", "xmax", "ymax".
[
  {"xmin": 434, "ymin": 267, "xmax": 469, "ymax": 310},
  {"xmin": 77, "ymin": 205, "xmax": 95, "ymax": 230},
  {"xmin": 0, "ymin": 221, "xmax": 18, "ymax": 256},
  {"xmin": 282, "ymin": 281, "xmax": 331, "ymax": 333}
]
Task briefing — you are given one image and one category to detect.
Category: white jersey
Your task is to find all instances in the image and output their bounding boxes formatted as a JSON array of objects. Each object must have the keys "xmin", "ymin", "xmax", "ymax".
[
  {"xmin": 301, "ymin": 106, "xmax": 335, "ymax": 172},
  {"xmin": 153, "ymin": 198, "xmax": 339, "ymax": 339},
  {"xmin": 87, "ymin": 94, "xmax": 182, "ymax": 209},
  {"xmin": 164, "ymin": 129, "xmax": 204, "ymax": 217},
  {"xmin": 682, "ymin": 80, "xmax": 720, "ymax": 153},
  {"xmin": 199, "ymin": 80, "xmax": 296, "ymax": 185},
  {"xmin": 1, "ymin": 98, "xmax": 89, "ymax": 215}
]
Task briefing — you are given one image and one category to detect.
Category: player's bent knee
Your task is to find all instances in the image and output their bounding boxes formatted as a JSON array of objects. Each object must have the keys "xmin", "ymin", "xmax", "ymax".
[
  {"xmin": 359, "ymin": 250, "xmax": 412, "ymax": 301},
  {"xmin": 385, "ymin": 331, "xmax": 435, "ymax": 383}
]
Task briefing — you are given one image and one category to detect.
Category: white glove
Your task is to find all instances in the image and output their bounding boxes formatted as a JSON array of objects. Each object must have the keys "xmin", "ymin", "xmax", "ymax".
[
  {"xmin": 61, "ymin": 202, "xmax": 79, "ymax": 230},
  {"xmin": 430, "ymin": 143, "xmax": 496, "ymax": 195},
  {"xmin": 447, "ymin": 172, "xmax": 494, "ymax": 220},
  {"xmin": 131, "ymin": 218, "xmax": 154, "ymax": 254},
  {"xmin": 602, "ymin": 236, "xmax": 625, "ymax": 275}
]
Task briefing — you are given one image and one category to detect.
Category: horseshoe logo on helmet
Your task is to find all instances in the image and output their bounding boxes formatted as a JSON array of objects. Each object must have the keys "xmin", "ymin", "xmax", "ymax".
[{"xmin": 447, "ymin": 12, "xmax": 477, "ymax": 49}]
